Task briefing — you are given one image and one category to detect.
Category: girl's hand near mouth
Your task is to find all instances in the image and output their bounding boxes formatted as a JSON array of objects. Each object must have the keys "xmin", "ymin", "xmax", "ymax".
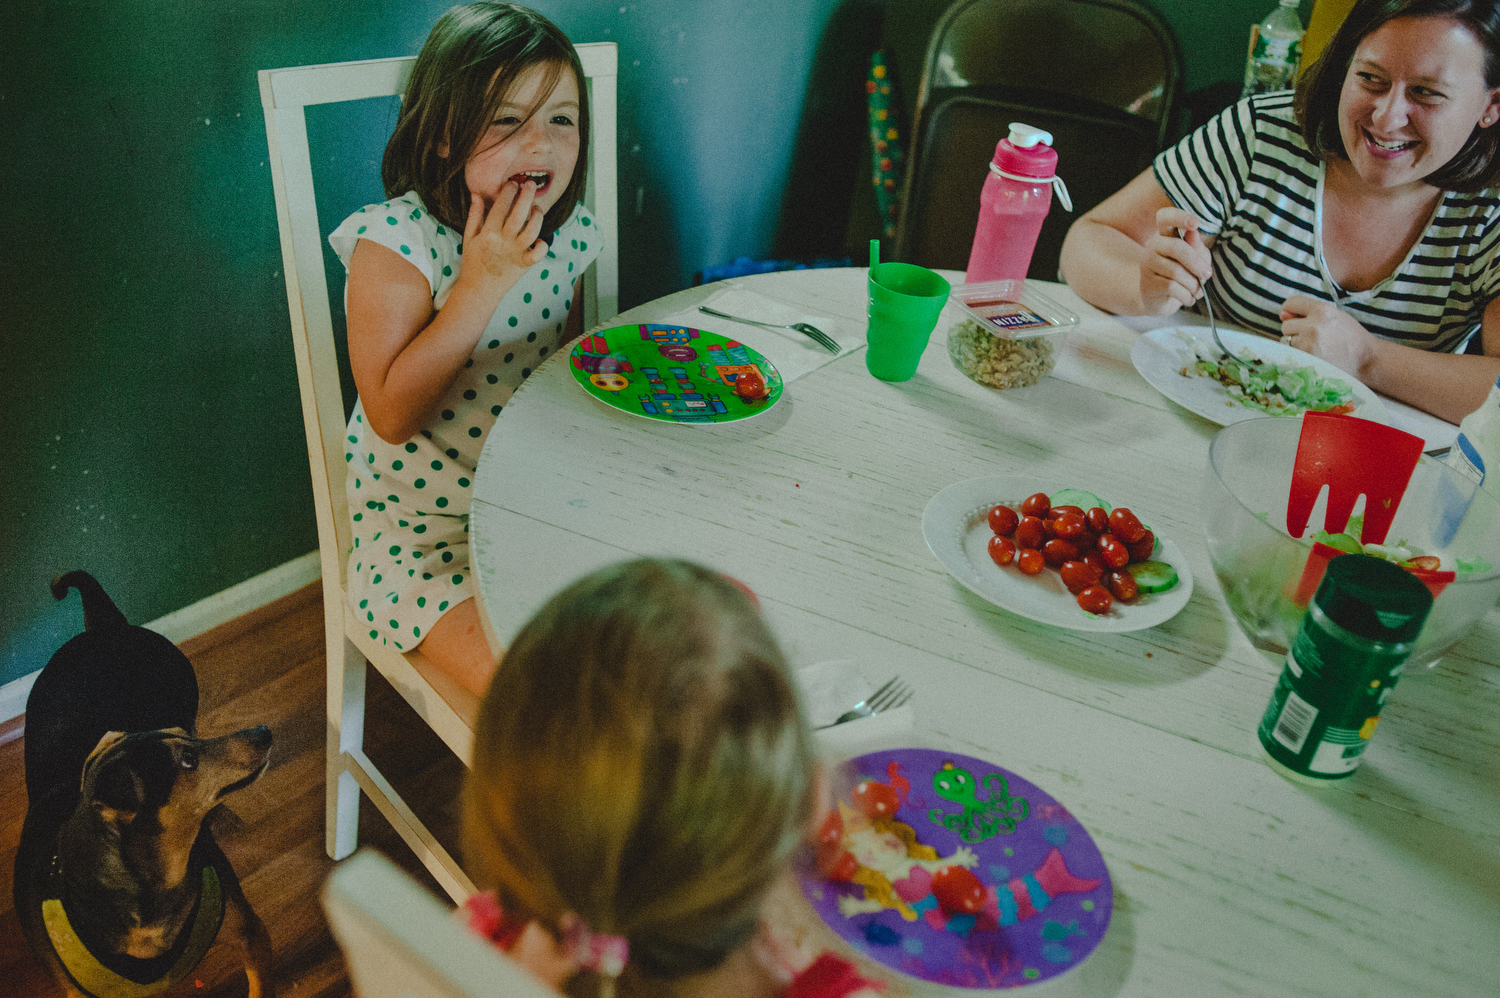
[{"xmin": 459, "ymin": 178, "xmax": 548, "ymax": 292}]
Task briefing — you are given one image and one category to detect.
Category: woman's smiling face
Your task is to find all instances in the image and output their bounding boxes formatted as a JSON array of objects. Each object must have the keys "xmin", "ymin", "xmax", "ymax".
[{"xmin": 1338, "ymin": 16, "xmax": 1500, "ymax": 192}]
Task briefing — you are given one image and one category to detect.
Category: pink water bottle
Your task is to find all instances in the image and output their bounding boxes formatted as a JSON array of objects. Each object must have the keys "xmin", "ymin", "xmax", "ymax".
[{"xmin": 965, "ymin": 123, "xmax": 1072, "ymax": 283}]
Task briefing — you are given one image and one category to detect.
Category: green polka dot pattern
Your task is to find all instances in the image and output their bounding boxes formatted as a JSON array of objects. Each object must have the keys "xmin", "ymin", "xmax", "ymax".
[{"xmin": 329, "ymin": 195, "xmax": 603, "ymax": 649}]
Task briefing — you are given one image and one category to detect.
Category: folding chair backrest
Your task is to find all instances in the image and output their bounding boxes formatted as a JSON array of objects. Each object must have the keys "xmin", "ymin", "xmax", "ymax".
[
  {"xmin": 892, "ymin": 0, "xmax": 1180, "ymax": 278},
  {"xmin": 324, "ymin": 850, "xmax": 561, "ymax": 998}
]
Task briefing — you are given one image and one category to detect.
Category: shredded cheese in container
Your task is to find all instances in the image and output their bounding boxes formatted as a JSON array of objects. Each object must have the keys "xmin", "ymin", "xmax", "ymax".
[{"xmin": 947, "ymin": 318, "xmax": 1056, "ymax": 390}]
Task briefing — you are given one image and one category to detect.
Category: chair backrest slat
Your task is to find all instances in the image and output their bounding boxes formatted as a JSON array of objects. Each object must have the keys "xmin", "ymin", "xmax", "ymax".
[{"xmin": 324, "ymin": 850, "xmax": 560, "ymax": 998}]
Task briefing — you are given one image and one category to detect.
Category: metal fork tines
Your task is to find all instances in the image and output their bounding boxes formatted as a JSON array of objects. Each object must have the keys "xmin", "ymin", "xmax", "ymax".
[
  {"xmin": 698, "ymin": 305, "xmax": 841, "ymax": 354},
  {"xmin": 817, "ymin": 676, "xmax": 913, "ymax": 728}
]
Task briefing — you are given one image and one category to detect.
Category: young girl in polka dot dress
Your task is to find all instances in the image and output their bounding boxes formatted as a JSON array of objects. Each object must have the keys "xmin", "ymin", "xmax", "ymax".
[{"xmin": 329, "ymin": 1, "xmax": 602, "ymax": 695}]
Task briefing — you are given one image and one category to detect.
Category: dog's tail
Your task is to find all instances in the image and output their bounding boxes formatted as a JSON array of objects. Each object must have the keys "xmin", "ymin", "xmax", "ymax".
[{"xmin": 50, "ymin": 571, "xmax": 128, "ymax": 630}]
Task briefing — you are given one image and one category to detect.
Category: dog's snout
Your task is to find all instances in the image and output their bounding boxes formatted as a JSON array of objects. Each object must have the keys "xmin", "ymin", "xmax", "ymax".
[{"xmin": 241, "ymin": 725, "xmax": 272, "ymax": 750}]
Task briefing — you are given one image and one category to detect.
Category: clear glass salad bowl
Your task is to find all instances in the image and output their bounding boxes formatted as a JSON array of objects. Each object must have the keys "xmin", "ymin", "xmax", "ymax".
[{"xmin": 1202, "ymin": 416, "xmax": 1500, "ymax": 670}]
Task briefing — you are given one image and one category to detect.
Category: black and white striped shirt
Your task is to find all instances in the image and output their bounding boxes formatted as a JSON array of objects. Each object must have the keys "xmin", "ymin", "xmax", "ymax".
[{"xmin": 1154, "ymin": 91, "xmax": 1500, "ymax": 353}]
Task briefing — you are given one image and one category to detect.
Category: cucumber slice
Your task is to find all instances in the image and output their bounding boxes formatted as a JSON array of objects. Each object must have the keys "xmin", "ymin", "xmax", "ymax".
[
  {"xmin": 1126, "ymin": 559, "xmax": 1179, "ymax": 594},
  {"xmin": 1050, "ymin": 488, "xmax": 1111, "ymax": 512}
]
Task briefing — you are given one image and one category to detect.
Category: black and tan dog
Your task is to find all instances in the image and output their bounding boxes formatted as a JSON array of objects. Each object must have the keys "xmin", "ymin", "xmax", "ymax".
[{"xmin": 14, "ymin": 571, "xmax": 275, "ymax": 998}]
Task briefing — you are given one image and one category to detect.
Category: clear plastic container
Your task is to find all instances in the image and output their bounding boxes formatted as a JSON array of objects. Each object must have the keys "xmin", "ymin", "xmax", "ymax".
[
  {"xmin": 1242, "ymin": 0, "xmax": 1304, "ymax": 98},
  {"xmin": 946, "ymin": 280, "xmax": 1078, "ymax": 390}
]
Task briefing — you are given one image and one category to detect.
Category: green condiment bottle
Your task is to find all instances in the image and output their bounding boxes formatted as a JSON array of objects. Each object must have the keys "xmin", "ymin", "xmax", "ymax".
[{"xmin": 1257, "ymin": 554, "xmax": 1433, "ymax": 783}]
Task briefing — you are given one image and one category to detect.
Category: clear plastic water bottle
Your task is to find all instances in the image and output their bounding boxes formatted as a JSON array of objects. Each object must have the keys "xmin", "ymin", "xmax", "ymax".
[
  {"xmin": 965, "ymin": 123, "xmax": 1072, "ymax": 284},
  {"xmin": 1447, "ymin": 371, "xmax": 1500, "ymax": 503},
  {"xmin": 1242, "ymin": 0, "xmax": 1304, "ymax": 98}
]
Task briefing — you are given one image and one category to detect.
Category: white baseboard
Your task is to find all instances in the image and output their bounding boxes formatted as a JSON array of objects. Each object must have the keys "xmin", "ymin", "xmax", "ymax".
[{"xmin": 0, "ymin": 552, "xmax": 322, "ymax": 725}]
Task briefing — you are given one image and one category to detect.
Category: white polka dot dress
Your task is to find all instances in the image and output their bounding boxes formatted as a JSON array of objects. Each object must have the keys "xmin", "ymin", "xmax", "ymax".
[{"xmin": 329, "ymin": 193, "xmax": 602, "ymax": 651}]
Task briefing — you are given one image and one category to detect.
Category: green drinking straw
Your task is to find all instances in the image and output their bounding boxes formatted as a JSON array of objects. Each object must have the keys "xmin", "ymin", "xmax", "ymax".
[{"xmin": 870, "ymin": 238, "xmax": 880, "ymax": 269}]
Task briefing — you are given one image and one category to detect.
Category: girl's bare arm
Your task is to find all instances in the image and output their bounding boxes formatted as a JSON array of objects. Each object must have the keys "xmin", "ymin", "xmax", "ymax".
[{"xmin": 348, "ymin": 181, "xmax": 546, "ymax": 444}]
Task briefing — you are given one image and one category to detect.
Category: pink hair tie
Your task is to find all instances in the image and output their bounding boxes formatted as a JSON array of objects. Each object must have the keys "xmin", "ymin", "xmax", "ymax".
[{"xmin": 561, "ymin": 913, "xmax": 629, "ymax": 978}]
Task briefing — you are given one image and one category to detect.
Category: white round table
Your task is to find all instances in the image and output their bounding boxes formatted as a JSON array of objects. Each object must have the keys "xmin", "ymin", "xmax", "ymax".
[{"xmin": 472, "ymin": 269, "xmax": 1498, "ymax": 998}]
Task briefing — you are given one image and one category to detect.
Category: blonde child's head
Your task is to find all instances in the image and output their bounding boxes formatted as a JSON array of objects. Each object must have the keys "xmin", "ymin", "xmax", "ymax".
[
  {"xmin": 383, "ymin": 1, "xmax": 590, "ymax": 234},
  {"xmin": 462, "ymin": 559, "xmax": 816, "ymax": 998}
]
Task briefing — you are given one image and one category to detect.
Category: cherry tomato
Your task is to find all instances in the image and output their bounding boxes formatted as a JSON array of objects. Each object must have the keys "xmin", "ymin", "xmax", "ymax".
[
  {"xmin": 987, "ymin": 534, "xmax": 1017, "ymax": 566},
  {"xmin": 1050, "ymin": 505, "xmax": 1084, "ymax": 519},
  {"xmin": 1021, "ymin": 492, "xmax": 1052, "ymax": 518},
  {"xmin": 1406, "ymin": 555, "xmax": 1441, "ymax": 571},
  {"xmin": 1014, "ymin": 515, "xmax": 1046, "ymax": 550},
  {"xmin": 733, "ymin": 371, "xmax": 769, "ymax": 400},
  {"xmin": 987, "ymin": 504, "xmax": 1019, "ymax": 536},
  {"xmin": 932, "ymin": 866, "xmax": 987, "ymax": 915},
  {"xmin": 851, "ymin": 779, "xmax": 900, "ymax": 819},
  {"xmin": 1041, "ymin": 517, "xmax": 1058, "ymax": 538},
  {"xmin": 1052, "ymin": 511, "xmax": 1088, "ymax": 539},
  {"xmin": 1059, "ymin": 560, "xmax": 1102, "ymax": 593},
  {"xmin": 1043, "ymin": 538, "xmax": 1079, "ymax": 567},
  {"xmin": 1082, "ymin": 550, "xmax": 1108, "ymax": 575},
  {"xmin": 1098, "ymin": 534, "xmax": 1131, "ymax": 569},
  {"xmin": 1017, "ymin": 548, "xmax": 1045, "ymax": 575},
  {"xmin": 1104, "ymin": 568, "xmax": 1139, "ymax": 601},
  {"xmin": 1085, "ymin": 506, "xmax": 1110, "ymax": 534},
  {"xmin": 1075, "ymin": 530, "xmax": 1098, "ymax": 551},
  {"xmin": 815, "ymin": 809, "xmax": 844, "ymax": 847},
  {"xmin": 1126, "ymin": 529, "xmax": 1156, "ymax": 562},
  {"xmin": 817, "ymin": 845, "xmax": 857, "ymax": 881},
  {"xmin": 1108, "ymin": 507, "xmax": 1146, "ymax": 544},
  {"xmin": 1076, "ymin": 586, "xmax": 1114, "ymax": 615}
]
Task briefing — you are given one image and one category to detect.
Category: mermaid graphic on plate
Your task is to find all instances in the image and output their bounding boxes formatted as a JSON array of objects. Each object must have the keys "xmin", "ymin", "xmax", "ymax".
[{"xmin": 800, "ymin": 748, "xmax": 1112, "ymax": 989}]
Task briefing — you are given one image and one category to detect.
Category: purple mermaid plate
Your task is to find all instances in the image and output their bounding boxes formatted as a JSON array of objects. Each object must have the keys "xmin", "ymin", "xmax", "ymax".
[{"xmin": 797, "ymin": 748, "xmax": 1112, "ymax": 989}]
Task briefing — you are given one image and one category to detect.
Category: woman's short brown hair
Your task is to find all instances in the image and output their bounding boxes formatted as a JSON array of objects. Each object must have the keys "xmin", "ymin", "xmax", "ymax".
[
  {"xmin": 1296, "ymin": 0, "xmax": 1500, "ymax": 192},
  {"xmin": 461, "ymin": 559, "xmax": 816, "ymax": 998},
  {"xmin": 382, "ymin": 2, "xmax": 590, "ymax": 233}
]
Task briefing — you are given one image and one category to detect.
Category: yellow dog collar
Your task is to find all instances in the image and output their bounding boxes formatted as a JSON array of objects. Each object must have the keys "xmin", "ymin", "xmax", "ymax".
[{"xmin": 42, "ymin": 864, "xmax": 223, "ymax": 998}]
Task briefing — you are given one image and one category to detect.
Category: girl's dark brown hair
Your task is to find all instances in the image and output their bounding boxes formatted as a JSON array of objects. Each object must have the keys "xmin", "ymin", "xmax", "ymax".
[
  {"xmin": 461, "ymin": 559, "xmax": 816, "ymax": 998},
  {"xmin": 382, "ymin": 1, "xmax": 590, "ymax": 233},
  {"xmin": 1295, "ymin": 0, "xmax": 1500, "ymax": 192}
]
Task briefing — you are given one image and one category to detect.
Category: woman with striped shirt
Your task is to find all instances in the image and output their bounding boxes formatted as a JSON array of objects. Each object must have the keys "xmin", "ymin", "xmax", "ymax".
[{"xmin": 1060, "ymin": 0, "xmax": 1500, "ymax": 422}]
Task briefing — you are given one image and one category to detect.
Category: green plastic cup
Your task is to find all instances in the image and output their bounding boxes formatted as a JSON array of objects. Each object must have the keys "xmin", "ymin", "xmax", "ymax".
[{"xmin": 866, "ymin": 261, "xmax": 952, "ymax": 382}]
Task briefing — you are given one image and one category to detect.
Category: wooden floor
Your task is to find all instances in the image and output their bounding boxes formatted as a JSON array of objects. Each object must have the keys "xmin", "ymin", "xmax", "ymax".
[{"xmin": 0, "ymin": 580, "xmax": 468, "ymax": 998}]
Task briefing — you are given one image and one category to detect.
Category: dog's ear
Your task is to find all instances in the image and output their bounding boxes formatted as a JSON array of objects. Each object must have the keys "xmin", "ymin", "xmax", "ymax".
[
  {"xmin": 78, "ymin": 731, "xmax": 127, "ymax": 796},
  {"xmin": 90, "ymin": 753, "xmax": 143, "ymax": 827}
]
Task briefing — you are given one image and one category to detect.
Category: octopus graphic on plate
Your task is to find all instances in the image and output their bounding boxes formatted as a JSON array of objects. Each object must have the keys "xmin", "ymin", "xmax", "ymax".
[{"xmin": 800, "ymin": 749, "xmax": 1112, "ymax": 989}]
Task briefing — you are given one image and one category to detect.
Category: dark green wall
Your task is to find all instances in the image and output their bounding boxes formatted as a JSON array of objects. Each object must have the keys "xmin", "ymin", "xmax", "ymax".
[{"xmin": 0, "ymin": 0, "xmax": 1305, "ymax": 686}]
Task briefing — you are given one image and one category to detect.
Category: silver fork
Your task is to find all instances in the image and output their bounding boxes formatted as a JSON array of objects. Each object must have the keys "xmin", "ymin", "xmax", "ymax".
[
  {"xmin": 1202, "ymin": 275, "xmax": 1229, "ymax": 358},
  {"xmin": 698, "ymin": 305, "xmax": 841, "ymax": 354},
  {"xmin": 817, "ymin": 677, "xmax": 913, "ymax": 728}
]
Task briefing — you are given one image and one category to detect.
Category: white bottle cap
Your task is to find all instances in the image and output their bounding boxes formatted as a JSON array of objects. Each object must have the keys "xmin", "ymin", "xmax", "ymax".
[{"xmin": 1007, "ymin": 123, "xmax": 1054, "ymax": 149}]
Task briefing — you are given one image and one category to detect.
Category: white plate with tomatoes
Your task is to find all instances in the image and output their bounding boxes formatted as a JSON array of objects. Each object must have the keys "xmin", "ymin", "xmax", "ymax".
[{"xmin": 922, "ymin": 478, "xmax": 1194, "ymax": 633}]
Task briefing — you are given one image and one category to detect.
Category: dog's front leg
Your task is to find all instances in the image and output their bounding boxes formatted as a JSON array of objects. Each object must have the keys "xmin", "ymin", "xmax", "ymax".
[{"xmin": 221, "ymin": 880, "xmax": 275, "ymax": 998}]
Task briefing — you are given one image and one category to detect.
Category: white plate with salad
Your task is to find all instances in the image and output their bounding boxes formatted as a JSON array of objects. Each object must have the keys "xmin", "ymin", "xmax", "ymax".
[
  {"xmin": 1131, "ymin": 326, "xmax": 1389, "ymax": 426},
  {"xmin": 922, "ymin": 478, "xmax": 1194, "ymax": 633}
]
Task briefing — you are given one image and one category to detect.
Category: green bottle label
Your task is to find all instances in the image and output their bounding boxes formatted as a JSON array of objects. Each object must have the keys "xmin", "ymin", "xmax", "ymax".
[
  {"xmin": 1257, "ymin": 608, "xmax": 1405, "ymax": 780},
  {"xmin": 1253, "ymin": 33, "xmax": 1301, "ymax": 65}
]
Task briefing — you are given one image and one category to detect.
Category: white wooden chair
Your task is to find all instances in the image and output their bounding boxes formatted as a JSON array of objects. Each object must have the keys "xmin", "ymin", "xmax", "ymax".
[
  {"xmin": 324, "ymin": 849, "xmax": 561, "ymax": 998},
  {"xmin": 259, "ymin": 43, "xmax": 618, "ymax": 902}
]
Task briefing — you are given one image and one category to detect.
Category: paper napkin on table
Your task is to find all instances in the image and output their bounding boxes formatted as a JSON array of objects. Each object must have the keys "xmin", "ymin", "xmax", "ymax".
[
  {"xmin": 656, "ymin": 285, "xmax": 864, "ymax": 384},
  {"xmin": 796, "ymin": 660, "xmax": 914, "ymax": 755}
]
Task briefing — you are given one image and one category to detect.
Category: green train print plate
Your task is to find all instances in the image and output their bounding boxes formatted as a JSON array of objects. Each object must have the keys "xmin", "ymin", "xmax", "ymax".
[{"xmin": 568, "ymin": 323, "xmax": 784, "ymax": 424}]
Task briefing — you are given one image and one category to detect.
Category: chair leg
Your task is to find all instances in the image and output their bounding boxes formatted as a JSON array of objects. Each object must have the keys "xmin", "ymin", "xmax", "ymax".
[{"xmin": 328, "ymin": 631, "xmax": 367, "ymax": 861}]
